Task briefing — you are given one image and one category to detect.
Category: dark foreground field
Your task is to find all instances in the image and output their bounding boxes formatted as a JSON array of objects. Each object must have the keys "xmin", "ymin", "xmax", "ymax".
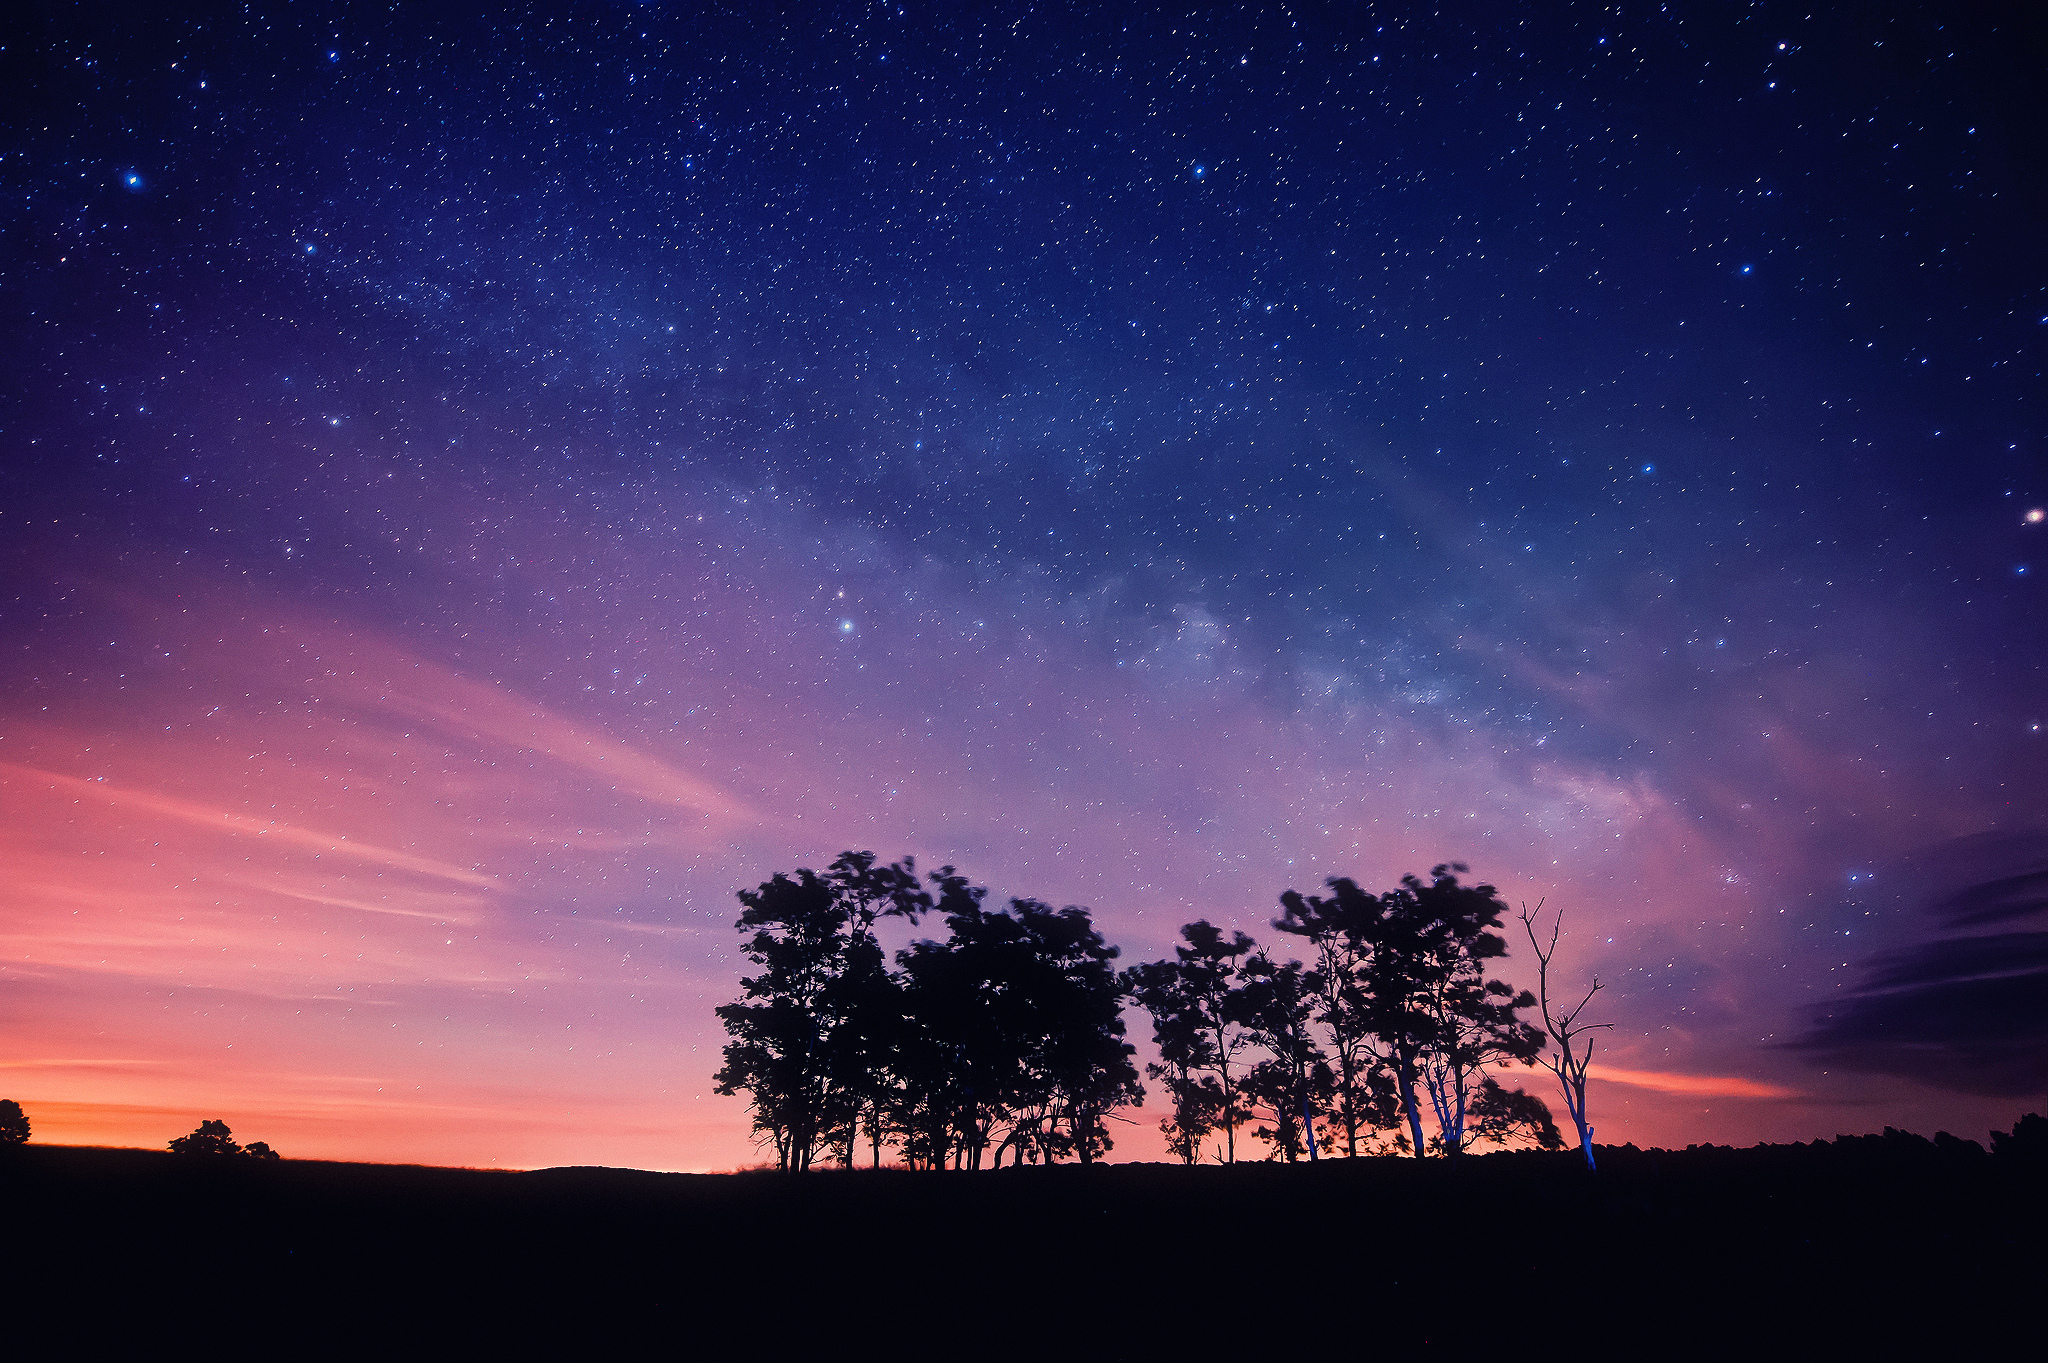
[{"xmin": 7, "ymin": 1135, "xmax": 2042, "ymax": 1355}]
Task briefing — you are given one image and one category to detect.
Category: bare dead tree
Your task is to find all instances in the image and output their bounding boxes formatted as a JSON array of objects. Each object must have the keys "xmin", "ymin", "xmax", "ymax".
[{"xmin": 1519, "ymin": 901, "xmax": 1612, "ymax": 1171}]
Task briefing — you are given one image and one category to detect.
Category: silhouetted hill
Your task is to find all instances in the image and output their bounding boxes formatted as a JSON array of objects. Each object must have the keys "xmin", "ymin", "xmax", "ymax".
[{"xmin": 5, "ymin": 1136, "xmax": 2041, "ymax": 1354}]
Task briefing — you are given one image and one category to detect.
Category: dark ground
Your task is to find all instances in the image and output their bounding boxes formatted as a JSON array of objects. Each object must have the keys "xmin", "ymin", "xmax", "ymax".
[{"xmin": 6, "ymin": 1134, "xmax": 2041, "ymax": 1356}]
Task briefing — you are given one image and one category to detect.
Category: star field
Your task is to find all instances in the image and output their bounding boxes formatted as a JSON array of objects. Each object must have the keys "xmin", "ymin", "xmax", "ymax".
[{"xmin": 2, "ymin": 2, "xmax": 2044, "ymax": 1166}]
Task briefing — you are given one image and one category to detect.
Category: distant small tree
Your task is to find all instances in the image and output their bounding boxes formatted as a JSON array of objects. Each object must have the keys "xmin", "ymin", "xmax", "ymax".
[
  {"xmin": 0, "ymin": 1099, "xmax": 28, "ymax": 1145},
  {"xmin": 170, "ymin": 1119, "xmax": 243, "ymax": 1156},
  {"xmin": 1519, "ymin": 900, "xmax": 1612, "ymax": 1170},
  {"xmin": 243, "ymin": 1141, "xmax": 281, "ymax": 1160}
]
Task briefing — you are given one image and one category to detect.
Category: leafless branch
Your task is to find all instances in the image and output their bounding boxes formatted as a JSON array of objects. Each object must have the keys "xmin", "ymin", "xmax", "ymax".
[{"xmin": 1518, "ymin": 899, "xmax": 1612, "ymax": 1169}]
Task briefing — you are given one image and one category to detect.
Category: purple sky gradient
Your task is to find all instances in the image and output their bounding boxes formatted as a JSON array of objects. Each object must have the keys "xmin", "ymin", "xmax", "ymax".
[{"xmin": 4, "ymin": 3, "xmax": 2044, "ymax": 1165}]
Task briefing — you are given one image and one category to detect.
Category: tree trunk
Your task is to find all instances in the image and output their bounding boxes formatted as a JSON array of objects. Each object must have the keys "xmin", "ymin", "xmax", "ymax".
[
  {"xmin": 1396, "ymin": 1055, "xmax": 1428, "ymax": 1157},
  {"xmin": 1448, "ymin": 1073, "xmax": 1468, "ymax": 1156},
  {"xmin": 1338, "ymin": 1051, "xmax": 1359, "ymax": 1158},
  {"xmin": 1570, "ymin": 1074, "xmax": 1596, "ymax": 1170}
]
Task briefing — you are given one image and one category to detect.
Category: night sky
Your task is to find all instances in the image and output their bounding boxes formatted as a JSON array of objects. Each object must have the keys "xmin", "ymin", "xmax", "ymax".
[{"xmin": 4, "ymin": 2, "xmax": 2044, "ymax": 1169}]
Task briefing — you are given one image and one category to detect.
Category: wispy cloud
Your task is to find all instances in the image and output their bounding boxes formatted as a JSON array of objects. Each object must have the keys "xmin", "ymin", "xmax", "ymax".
[
  {"xmin": 382, "ymin": 676, "xmax": 762, "ymax": 827},
  {"xmin": 231, "ymin": 880, "xmax": 488, "ymax": 926},
  {"xmin": 2, "ymin": 763, "xmax": 495, "ymax": 887},
  {"xmin": 1792, "ymin": 831, "xmax": 2048, "ymax": 1098},
  {"xmin": 1595, "ymin": 1066, "xmax": 1801, "ymax": 1099}
]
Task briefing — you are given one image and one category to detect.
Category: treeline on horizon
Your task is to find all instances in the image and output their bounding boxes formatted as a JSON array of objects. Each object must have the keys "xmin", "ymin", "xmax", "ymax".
[
  {"xmin": 715, "ymin": 851, "xmax": 1606, "ymax": 1171},
  {"xmin": 0, "ymin": 1103, "xmax": 285, "ymax": 1160}
]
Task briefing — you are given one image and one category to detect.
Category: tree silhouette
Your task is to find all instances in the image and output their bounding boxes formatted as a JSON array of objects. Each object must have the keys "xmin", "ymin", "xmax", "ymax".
[
  {"xmin": 1278, "ymin": 865, "xmax": 1547, "ymax": 1157},
  {"xmin": 715, "ymin": 853, "xmax": 1140, "ymax": 1170},
  {"xmin": 1393, "ymin": 866, "xmax": 1547, "ymax": 1155},
  {"xmin": 895, "ymin": 896, "xmax": 1027, "ymax": 1170},
  {"xmin": 1125, "ymin": 921, "xmax": 1258, "ymax": 1163},
  {"xmin": 1237, "ymin": 953, "xmax": 1331, "ymax": 1161},
  {"xmin": 895, "ymin": 891, "xmax": 1141, "ymax": 1168},
  {"xmin": 713, "ymin": 856, "xmax": 928, "ymax": 1171},
  {"xmin": 167, "ymin": 1121, "xmax": 280, "ymax": 1158},
  {"xmin": 1464, "ymin": 1076, "xmax": 1564, "ymax": 1152},
  {"xmin": 997, "ymin": 900, "xmax": 1144, "ymax": 1165},
  {"xmin": 1520, "ymin": 900, "xmax": 1612, "ymax": 1170},
  {"xmin": 714, "ymin": 851, "xmax": 1561, "ymax": 1168},
  {"xmin": 170, "ymin": 1119, "xmax": 243, "ymax": 1156},
  {"xmin": 713, "ymin": 868, "xmax": 853, "ymax": 1170},
  {"xmin": 1274, "ymin": 879, "xmax": 1403, "ymax": 1156},
  {"xmin": 0, "ymin": 1099, "xmax": 28, "ymax": 1145},
  {"xmin": 878, "ymin": 866, "xmax": 987, "ymax": 1169},
  {"xmin": 819, "ymin": 851, "xmax": 928, "ymax": 1167},
  {"xmin": 1302, "ymin": 876, "xmax": 1438, "ymax": 1157}
]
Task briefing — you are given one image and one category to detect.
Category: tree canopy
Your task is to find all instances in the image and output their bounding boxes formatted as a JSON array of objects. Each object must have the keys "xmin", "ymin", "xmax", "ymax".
[
  {"xmin": 1129, "ymin": 865, "xmax": 1559, "ymax": 1161},
  {"xmin": 168, "ymin": 1119, "xmax": 281, "ymax": 1158},
  {"xmin": 717, "ymin": 853, "xmax": 1570, "ymax": 1167},
  {"xmin": 715, "ymin": 852, "xmax": 1142, "ymax": 1170},
  {"xmin": 1123, "ymin": 922, "xmax": 1258, "ymax": 1164}
]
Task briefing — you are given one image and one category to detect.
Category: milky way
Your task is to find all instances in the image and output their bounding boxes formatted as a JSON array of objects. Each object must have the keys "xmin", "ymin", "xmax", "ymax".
[{"xmin": 3, "ymin": 3, "xmax": 2043, "ymax": 1167}]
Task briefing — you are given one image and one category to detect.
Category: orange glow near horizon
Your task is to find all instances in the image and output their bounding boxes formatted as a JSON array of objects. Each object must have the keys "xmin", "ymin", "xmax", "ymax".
[{"xmin": 1592, "ymin": 1066, "xmax": 1801, "ymax": 1100}]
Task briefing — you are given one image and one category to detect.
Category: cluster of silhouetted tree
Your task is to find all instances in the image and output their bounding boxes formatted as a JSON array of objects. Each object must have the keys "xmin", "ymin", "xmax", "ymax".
[
  {"xmin": 713, "ymin": 852, "xmax": 1142, "ymax": 1170},
  {"xmin": 714, "ymin": 853, "xmax": 1599, "ymax": 1169},
  {"xmin": 169, "ymin": 1119, "xmax": 280, "ymax": 1159},
  {"xmin": 1128, "ymin": 864, "xmax": 1577, "ymax": 1164},
  {"xmin": 0, "ymin": 1104, "xmax": 281, "ymax": 1158}
]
